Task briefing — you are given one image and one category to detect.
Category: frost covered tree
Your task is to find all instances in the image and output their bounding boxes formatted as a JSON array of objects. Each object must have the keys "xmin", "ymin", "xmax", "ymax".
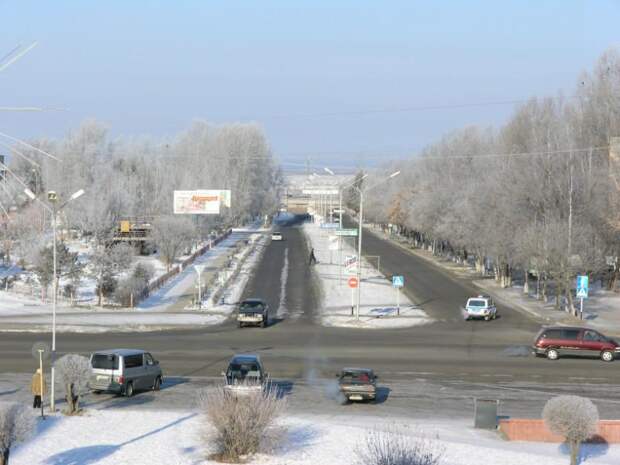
[
  {"xmin": 91, "ymin": 243, "xmax": 133, "ymax": 305},
  {"xmin": 543, "ymin": 395, "xmax": 599, "ymax": 465},
  {"xmin": 0, "ymin": 402, "xmax": 35, "ymax": 465},
  {"xmin": 151, "ymin": 216, "xmax": 195, "ymax": 271},
  {"xmin": 33, "ymin": 242, "xmax": 82, "ymax": 300},
  {"xmin": 56, "ymin": 354, "xmax": 91, "ymax": 415},
  {"xmin": 363, "ymin": 47, "xmax": 620, "ymax": 303}
]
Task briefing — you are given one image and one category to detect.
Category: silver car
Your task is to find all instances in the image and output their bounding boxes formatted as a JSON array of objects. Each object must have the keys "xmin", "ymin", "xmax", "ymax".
[{"xmin": 89, "ymin": 349, "xmax": 163, "ymax": 397}]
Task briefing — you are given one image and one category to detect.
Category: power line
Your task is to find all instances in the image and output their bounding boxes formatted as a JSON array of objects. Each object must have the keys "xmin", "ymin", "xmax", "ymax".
[
  {"xmin": 0, "ymin": 42, "xmax": 38, "ymax": 73},
  {"xmin": 234, "ymin": 95, "xmax": 579, "ymax": 121},
  {"xmin": 418, "ymin": 145, "xmax": 609, "ymax": 161}
]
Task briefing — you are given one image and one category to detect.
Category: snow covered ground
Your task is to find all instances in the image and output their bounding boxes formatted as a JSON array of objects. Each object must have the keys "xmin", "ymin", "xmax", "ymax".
[
  {"xmin": 9, "ymin": 408, "xmax": 619, "ymax": 465},
  {"xmin": 303, "ymin": 222, "xmax": 432, "ymax": 329},
  {"xmin": 0, "ymin": 229, "xmax": 262, "ymax": 332}
]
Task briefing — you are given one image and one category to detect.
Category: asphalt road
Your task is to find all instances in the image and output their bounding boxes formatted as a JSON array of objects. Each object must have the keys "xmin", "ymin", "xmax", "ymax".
[{"xmin": 1, "ymin": 216, "xmax": 619, "ymax": 403}]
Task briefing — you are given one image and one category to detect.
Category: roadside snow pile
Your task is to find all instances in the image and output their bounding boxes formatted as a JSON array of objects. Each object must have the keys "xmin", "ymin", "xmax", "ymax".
[
  {"xmin": 0, "ymin": 312, "xmax": 225, "ymax": 333},
  {"xmin": 303, "ymin": 222, "xmax": 432, "ymax": 329},
  {"xmin": 9, "ymin": 409, "xmax": 619, "ymax": 465}
]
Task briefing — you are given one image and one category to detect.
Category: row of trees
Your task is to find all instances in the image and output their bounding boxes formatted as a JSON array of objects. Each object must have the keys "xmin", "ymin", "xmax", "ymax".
[
  {"xmin": 0, "ymin": 120, "xmax": 282, "ymax": 304},
  {"xmin": 363, "ymin": 48, "xmax": 620, "ymax": 310}
]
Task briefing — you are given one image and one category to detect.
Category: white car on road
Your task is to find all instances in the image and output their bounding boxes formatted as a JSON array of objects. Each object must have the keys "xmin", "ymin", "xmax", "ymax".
[
  {"xmin": 271, "ymin": 231, "xmax": 283, "ymax": 241},
  {"xmin": 464, "ymin": 295, "xmax": 497, "ymax": 321}
]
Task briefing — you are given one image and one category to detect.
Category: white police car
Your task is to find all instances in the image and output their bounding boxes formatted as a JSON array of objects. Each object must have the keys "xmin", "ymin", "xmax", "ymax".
[{"xmin": 464, "ymin": 295, "xmax": 497, "ymax": 321}]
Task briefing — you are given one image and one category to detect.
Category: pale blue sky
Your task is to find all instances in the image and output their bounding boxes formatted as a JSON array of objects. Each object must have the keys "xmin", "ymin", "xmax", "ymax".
[{"xmin": 1, "ymin": 1, "xmax": 618, "ymax": 170}]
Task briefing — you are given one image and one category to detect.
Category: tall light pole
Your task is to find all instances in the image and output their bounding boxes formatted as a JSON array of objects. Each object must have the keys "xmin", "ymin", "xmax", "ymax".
[
  {"xmin": 24, "ymin": 187, "xmax": 85, "ymax": 411},
  {"xmin": 350, "ymin": 171, "xmax": 400, "ymax": 320},
  {"xmin": 323, "ymin": 170, "xmax": 369, "ymax": 284}
]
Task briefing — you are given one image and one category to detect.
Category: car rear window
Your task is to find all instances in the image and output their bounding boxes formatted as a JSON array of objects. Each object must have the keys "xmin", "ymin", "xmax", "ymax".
[
  {"xmin": 91, "ymin": 354, "xmax": 119, "ymax": 370},
  {"xmin": 227, "ymin": 362, "xmax": 261, "ymax": 381},
  {"xmin": 123, "ymin": 354, "xmax": 144, "ymax": 368},
  {"xmin": 468, "ymin": 299, "xmax": 486, "ymax": 307},
  {"xmin": 341, "ymin": 371, "xmax": 373, "ymax": 383}
]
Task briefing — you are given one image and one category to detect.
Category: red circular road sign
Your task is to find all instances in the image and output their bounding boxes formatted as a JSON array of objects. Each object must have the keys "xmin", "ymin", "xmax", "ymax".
[{"xmin": 348, "ymin": 277, "xmax": 359, "ymax": 288}]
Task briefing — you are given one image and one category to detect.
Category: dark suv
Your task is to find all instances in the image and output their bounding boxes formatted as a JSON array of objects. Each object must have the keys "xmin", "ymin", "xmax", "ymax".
[{"xmin": 532, "ymin": 326, "xmax": 620, "ymax": 362}]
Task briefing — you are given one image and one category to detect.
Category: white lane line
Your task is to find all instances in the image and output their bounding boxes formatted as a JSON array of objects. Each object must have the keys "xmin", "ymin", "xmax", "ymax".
[{"xmin": 277, "ymin": 247, "xmax": 289, "ymax": 318}]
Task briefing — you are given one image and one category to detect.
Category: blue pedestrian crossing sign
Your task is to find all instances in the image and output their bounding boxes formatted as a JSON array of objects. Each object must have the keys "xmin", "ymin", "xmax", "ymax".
[
  {"xmin": 392, "ymin": 275, "xmax": 404, "ymax": 288},
  {"xmin": 576, "ymin": 275, "xmax": 589, "ymax": 299}
]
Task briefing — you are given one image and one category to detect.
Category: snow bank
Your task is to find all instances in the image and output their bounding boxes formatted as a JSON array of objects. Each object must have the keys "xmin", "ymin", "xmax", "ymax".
[{"xmin": 303, "ymin": 222, "xmax": 432, "ymax": 329}]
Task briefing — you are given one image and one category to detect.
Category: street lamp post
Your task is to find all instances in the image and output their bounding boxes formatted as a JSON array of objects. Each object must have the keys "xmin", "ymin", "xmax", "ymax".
[
  {"xmin": 332, "ymin": 173, "xmax": 368, "ymax": 284},
  {"xmin": 24, "ymin": 188, "xmax": 85, "ymax": 411},
  {"xmin": 351, "ymin": 171, "xmax": 400, "ymax": 320}
]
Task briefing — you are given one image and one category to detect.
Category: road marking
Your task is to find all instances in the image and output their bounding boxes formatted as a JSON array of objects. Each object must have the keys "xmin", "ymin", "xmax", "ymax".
[{"xmin": 277, "ymin": 247, "xmax": 289, "ymax": 318}]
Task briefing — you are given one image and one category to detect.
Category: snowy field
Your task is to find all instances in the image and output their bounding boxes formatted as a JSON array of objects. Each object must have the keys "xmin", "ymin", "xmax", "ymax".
[
  {"xmin": 9, "ymin": 409, "xmax": 619, "ymax": 465},
  {"xmin": 303, "ymin": 222, "xmax": 432, "ymax": 329}
]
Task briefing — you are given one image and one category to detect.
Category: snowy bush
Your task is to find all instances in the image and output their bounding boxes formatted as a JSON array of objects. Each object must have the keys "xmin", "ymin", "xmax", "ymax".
[
  {"xmin": 198, "ymin": 385, "xmax": 286, "ymax": 462},
  {"xmin": 56, "ymin": 354, "xmax": 91, "ymax": 415},
  {"xmin": 114, "ymin": 263, "xmax": 154, "ymax": 306},
  {"xmin": 0, "ymin": 402, "xmax": 35, "ymax": 465},
  {"xmin": 355, "ymin": 429, "xmax": 443, "ymax": 465},
  {"xmin": 543, "ymin": 395, "xmax": 599, "ymax": 465}
]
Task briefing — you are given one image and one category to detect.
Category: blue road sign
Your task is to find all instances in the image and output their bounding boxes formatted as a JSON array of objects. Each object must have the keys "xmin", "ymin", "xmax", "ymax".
[
  {"xmin": 392, "ymin": 275, "xmax": 404, "ymax": 288},
  {"xmin": 576, "ymin": 275, "xmax": 589, "ymax": 299}
]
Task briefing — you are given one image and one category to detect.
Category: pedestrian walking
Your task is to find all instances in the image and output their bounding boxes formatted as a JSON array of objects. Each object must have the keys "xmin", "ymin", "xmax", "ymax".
[
  {"xmin": 308, "ymin": 247, "xmax": 317, "ymax": 266},
  {"xmin": 31, "ymin": 368, "xmax": 46, "ymax": 409}
]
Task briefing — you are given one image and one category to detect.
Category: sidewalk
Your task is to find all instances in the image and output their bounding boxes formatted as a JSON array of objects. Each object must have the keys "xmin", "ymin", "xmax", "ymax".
[
  {"xmin": 367, "ymin": 225, "xmax": 620, "ymax": 335},
  {"xmin": 303, "ymin": 222, "xmax": 432, "ymax": 329}
]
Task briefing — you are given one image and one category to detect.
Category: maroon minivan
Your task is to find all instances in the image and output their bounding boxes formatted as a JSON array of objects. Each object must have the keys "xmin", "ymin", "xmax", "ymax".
[{"xmin": 532, "ymin": 326, "xmax": 620, "ymax": 362}]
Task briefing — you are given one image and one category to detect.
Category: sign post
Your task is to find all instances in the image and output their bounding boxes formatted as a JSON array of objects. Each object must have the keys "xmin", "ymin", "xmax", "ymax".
[
  {"xmin": 392, "ymin": 275, "xmax": 404, "ymax": 316},
  {"xmin": 348, "ymin": 277, "xmax": 358, "ymax": 316},
  {"xmin": 576, "ymin": 275, "xmax": 589, "ymax": 320}
]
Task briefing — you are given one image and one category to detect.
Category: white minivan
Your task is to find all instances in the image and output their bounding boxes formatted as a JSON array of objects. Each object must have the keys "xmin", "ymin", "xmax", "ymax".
[{"xmin": 89, "ymin": 349, "xmax": 163, "ymax": 397}]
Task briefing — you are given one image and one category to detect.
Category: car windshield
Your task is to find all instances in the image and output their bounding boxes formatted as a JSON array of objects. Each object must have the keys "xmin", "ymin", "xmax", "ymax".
[
  {"xmin": 340, "ymin": 371, "xmax": 372, "ymax": 384},
  {"xmin": 468, "ymin": 300, "xmax": 486, "ymax": 307},
  {"xmin": 91, "ymin": 354, "xmax": 119, "ymax": 370},
  {"xmin": 227, "ymin": 362, "xmax": 261, "ymax": 381},
  {"xmin": 240, "ymin": 301, "xmax": 264, "ymax": 312}
]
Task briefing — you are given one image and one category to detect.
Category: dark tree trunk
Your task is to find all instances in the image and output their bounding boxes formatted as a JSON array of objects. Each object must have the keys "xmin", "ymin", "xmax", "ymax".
[{"xmin": 1, "ymin": 447, "xmax": 10, "ymax": 465}]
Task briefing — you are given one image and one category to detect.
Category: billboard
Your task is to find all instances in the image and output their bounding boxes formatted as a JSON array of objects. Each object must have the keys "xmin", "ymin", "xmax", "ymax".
[{"xmin": 173, "ymin": 190, "xmax": 231, "ymax": 214}]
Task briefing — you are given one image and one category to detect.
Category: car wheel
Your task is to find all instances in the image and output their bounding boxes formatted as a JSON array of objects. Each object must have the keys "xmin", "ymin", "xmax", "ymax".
[
  {"xmin": 125, "ymin": 382, "xmax": 134, "ymax": 397},
  {"xmin": 92, "ymin": 390, "xmax": 102, "ymax": 395},
  {"xmin": 546, "ymin": 348, "xmax": 559, "ymax": 361},
  {"xmin": 601, "ymin": 350, "xmax": 614, "ymax": 362},
  {"xmin": 153, "ymin": 376, "xmax": 161, "ymax": 391}
]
